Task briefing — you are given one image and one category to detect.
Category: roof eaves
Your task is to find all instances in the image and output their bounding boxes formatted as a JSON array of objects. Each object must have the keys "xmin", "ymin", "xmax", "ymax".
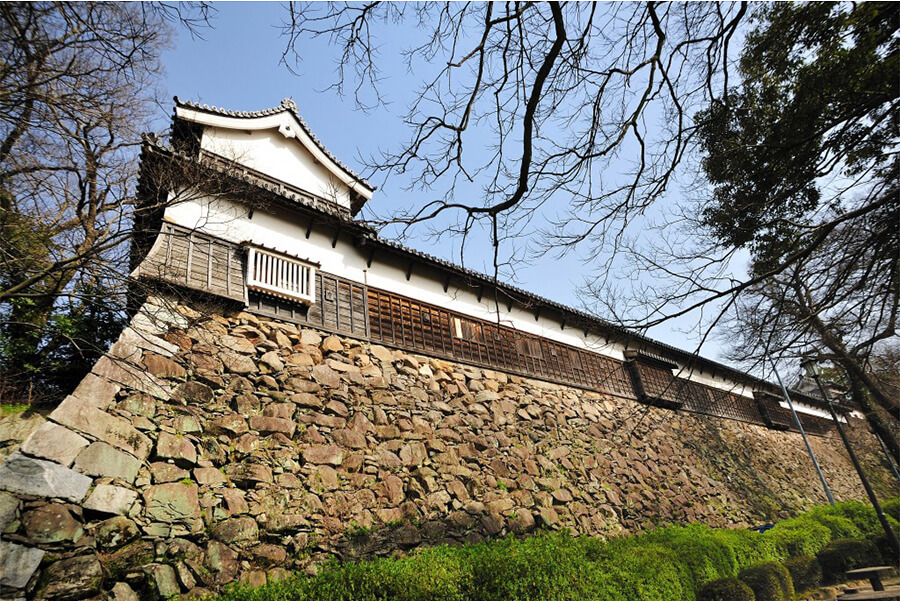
[{"xmin": 173, "ymin": 96, "xmax": 375, "ymax": 193}]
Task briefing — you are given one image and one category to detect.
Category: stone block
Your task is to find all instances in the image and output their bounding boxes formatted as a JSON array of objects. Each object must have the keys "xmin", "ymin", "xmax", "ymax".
[
  {"xmin": 132, "ymin": 298, "xmax": 191, "ymax": 334},
  {"xmin": 224, "ymin": 463, "xmax": 273, "ymax": 487},
  {"xmin": 108, "ymin": 582, "xmax": 139, "ymax": 601},
  {"xmin": 248, "ymin": 416, "xmax": 295, "ymax": 437},
  {"xmin": 174, "ymin": 381, "xmax": 214, "ymax": 404},
  {"xmin": 71, "ymin": 372, "xmax": 120, "ymax": 409},
  {"xmin": 142, "ymin": 353, "xmax": 187, "ymax": 379},
  {"xmin": 205, "ymin": 540, "xmax": 239, "ymax": 584},
  {"xmin": 22, "ymin": 504, "xmax": 83, "ymax": 543},
  {"xmin": 303, "ymin": 445, "xmax": 343, "ymax": 466},
  {"xmin": 117, "ymin": 326, "xmax": 180, "ymax": 357},
  {"xmin": 311, "ymin": 364, "xmax": 341, "ymax": 388},
  {"xmin": 0, "ymin": 452, "xmax": 92, "ymax": 502},
  {"xmin": 144, "ymin": 563, "xmax": 181, "ymax": 598},
  {"xmin": 156, "ymin": 432, "xmax": 197, "ymax": 467},
  {"xmin": 0, "ymin": 541, "xmax": 44, "ymax": 590},
  {"xmin": 74, "ymin": 442, "xmax": 142, "ymax": 483},
  {"xmin": 83, "ymin": 484, "xmax": 138, "ymax": 515},
  {"xmin": 211, "ymin": 517, "xmax": 259, "ymax": 543},
  {"xmin": 35, "ymin": 554, "xmax": 103, "ymax": 600},
  {"xmin": 0, "ymin": 490, "xmax": 20, "ymax": 532},
  {"xmin": 150, "ymin": 462, "xmax": 189, "ymax": 483},
  {"xmin": 194, "ymin": 467, "xmax": 228, "ymax": 487},
  {"xmin": 259, "ymin": 351, "xmax": 284, "ymax": 371},
  {"xmin": 20, "ymin": 421, "xmax": 89, "ymax": 467},
  {"xmin": 144, "ymin": 483, "xmax": 201, "ymax": 522},
  {"xmin": 50, "ymin": 395, "xmax": 151, "ymax": 459},
  {"xmin": 93, "ymin": 355, "xmax": 170, "ymax": 399},
  {"xmin": 221, "ymin": 351, "xmax": 256, "ymax": 374}
]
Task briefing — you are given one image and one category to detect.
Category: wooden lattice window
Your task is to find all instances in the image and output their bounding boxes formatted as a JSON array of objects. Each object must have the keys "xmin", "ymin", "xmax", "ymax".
[
  {"xmin": 516, "ymin": 337, "xmax": 543, "ymax": 359},
  {"xmin": 246, "ymin": 246, "xmax": 317, "ymax": 305},
  {"xmin": 453, "ymin": 317, "xmax": 485, "ymax": 344}
]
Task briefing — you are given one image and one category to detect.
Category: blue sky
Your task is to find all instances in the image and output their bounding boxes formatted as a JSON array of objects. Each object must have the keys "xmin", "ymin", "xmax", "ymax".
[{"xmin": 158, "ymin": 3, "xmax": 733, "ymax": 361}]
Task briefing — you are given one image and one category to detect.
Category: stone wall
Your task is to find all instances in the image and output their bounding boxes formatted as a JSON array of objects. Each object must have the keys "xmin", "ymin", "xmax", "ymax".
[{"xmin": 0, "ymin": 295, "xmax": 893, "ymax": 600}]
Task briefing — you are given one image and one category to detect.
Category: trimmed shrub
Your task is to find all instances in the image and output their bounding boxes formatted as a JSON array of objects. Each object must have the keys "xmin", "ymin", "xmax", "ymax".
[
  {"xmin": 870, "ymin": 532, "xmax": 898, "ymax": 565},
  {"xmin": 784, "ymin": 555, "xmax": 822, "ymax": 593},
  {"xmin": 816, "ymin": 538, "xmax": 881, "ymax": 583},
  {"xmin": 882, "ymin": 498, "xmax": 900, "ymax": 523},
  {"xmin": 763, "ymin": 518, "xmax": 832, "ymax": 559},
  {"xmin": 208, "ymin": 500, "xmax": 900, "ymax": 601},
  {"xmin": 738, "ymin": 562, "xmax": 794, "ymax": 601},
  {"xmin": 697, "ymin": 578, "xmax": 754, "ymax": 601},
  {"xmin": 825, "ymin": 502, "xmax": 887, "ymax": 538}
]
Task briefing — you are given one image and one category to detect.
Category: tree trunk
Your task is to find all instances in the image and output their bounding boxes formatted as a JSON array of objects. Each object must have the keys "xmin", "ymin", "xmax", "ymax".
[{"xmin": 845, "ymin": 371, "xmax": 900, "ymax": 465}]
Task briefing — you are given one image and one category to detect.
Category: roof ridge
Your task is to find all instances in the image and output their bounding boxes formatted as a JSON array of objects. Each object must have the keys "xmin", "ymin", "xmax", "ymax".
[{"xmin": 172, "ymin": 96, "xmax": 375, "ymax": 191}]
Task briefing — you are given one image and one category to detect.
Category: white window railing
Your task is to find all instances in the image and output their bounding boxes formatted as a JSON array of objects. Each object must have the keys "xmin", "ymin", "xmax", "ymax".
[{"xmin": 245, "ymin": 247, "xmax": 316, "ymax": 305}]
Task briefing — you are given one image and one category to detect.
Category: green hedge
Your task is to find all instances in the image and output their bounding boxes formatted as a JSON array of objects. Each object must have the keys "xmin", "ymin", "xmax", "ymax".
[
  {"xmin": 697, "ymin": 578, "xmax": 754, "ymax": 601},
  {"xmin": 210, "ymin": 499, "xmax": 898, "ymax": 601},
  {"xmin": 784, "ymin": 555, "xmax": 822, "ymax": 593},
  {"xmin": 816, "ymin": 538, "xmax": 882, "ymax": 583},
  {"xmin": 738, "ymin": 562, "xmax": 794, "ymax": 601}
]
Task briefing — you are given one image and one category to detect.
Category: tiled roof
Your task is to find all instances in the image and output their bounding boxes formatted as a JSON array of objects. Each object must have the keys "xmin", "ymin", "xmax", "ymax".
[
  {"xmin": 173, "ymin": 97, "xmax": 375, "ymax": 192},
  {"xmin": 141, "ymin": 134, "xmax": 837, "ymax": 412},
  {"xmin": 352, "ymin": 233, "xmax": 844, "ymax": 411},
  {"xmin": 140, "ymin": 136, "xmax": 360, "ymax": 224}
]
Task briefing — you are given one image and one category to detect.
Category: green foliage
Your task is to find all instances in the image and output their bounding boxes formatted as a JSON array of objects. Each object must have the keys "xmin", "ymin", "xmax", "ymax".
[
  {"xmin": 208, "ymin": 500, "xmax": 898, "ymax": 601},
  {"xmin": 0, "ymin": 403, "xmax": 29, "ymax": 416},
  {"xmin": 0, "ymin": 279, "xmax": 125, "ymax": 403},
  {"xmin": 697, "ymin": 578, "xmax": 754, "ymax": 601},
  {"xmin": 815, "ymin": 538, "xmax": 881, "ymax": 583},
  {"xmin": 784, "ymin": 555, "xmax": 822, "ymax": 593},
  {"xmin": 697, "ymin": 1, "xmax": 898, "ymax": 267},
  {"xmin": 738, "ymin": 562, "xmax": 794, "ymax": 601},
  {"xmin": 882, "ymin": 498, "xmax": 900, "ymax": 523}
]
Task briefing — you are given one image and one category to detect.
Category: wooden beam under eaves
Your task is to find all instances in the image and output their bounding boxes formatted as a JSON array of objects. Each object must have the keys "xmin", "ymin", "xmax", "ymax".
[
  {"xmin": 443, "ymin": 276, "xmax": 451, "ymax": 292},
  {"xmin": 305, "ymin": 219, "xmax": 315, "ymax": 239},
  {"xmin": 367, "ymin": 248, "xmax": 375, "ymax": 268},
  {"xmin": 331, "ymin": 229, "xmax": 341, "ymax": 248},
  {"xmin": 477, "ymin": 286, "xmax": 484, "ymax": 303},
  {"xmin": 534, "ymin": 306, "xmax": 541, "ymax": 321},
  {"xmin": 406, "ymin": 261, "xmax": 413, "ymax": 281}
]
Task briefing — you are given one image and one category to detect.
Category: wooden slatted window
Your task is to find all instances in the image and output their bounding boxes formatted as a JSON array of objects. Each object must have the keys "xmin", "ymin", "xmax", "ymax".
[
  {"xmin": 246, "ymin": 247, "xmax": 316, "ymax": 305},
  {"xmin": 366, "ymin": 287, "xmax": 638, "ymax": 401}
]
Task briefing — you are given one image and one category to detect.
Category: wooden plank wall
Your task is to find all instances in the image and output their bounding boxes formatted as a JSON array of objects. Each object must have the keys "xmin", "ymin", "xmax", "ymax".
[
  {"xmin": 134, "ymin": 222, "xmax": 835, "ymax": 436},
  {"xmin": 626, "ymin": 356, "xmax": 835, "ymax": 435},
  {"xmin": 368, "ymin": 287, "xmax": 636, "ymax": 401},
  {"xmin": 248, "ymin": 272, "xmax": 368, "ymax": 339},
  {"xmin": 366, "ymin": 287, "xmax": 834, "ymax": 436},
  {"xmin": 133, "ymin": 222, "xmax": 245, "ymax": 302}
]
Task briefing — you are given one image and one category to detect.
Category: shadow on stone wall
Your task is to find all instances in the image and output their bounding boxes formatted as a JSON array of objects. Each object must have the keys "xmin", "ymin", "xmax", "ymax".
[{"xmin": 0, "ymin": 294, "xmax": 893, "ymax": 600}]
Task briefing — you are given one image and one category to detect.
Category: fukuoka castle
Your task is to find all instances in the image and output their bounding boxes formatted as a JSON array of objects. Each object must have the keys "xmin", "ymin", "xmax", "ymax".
[{"xmin": 131, "ymin": 97, "xmax": 849, "ymax": 437}]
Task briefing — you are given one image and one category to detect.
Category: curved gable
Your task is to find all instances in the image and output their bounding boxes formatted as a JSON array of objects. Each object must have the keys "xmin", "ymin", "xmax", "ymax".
[{"xmin": 174, "ymin": 98, "xmax": 374, "ymax": 214}]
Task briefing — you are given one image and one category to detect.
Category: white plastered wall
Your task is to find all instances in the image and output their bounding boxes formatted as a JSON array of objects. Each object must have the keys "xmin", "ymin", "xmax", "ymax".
[
  {"xmin": 164, "ymin": 194, "xmax": 782, "ymax": 403},
  {"xmin": 201, "ymin": 126, "xmax": 352, "ymax": 209}
]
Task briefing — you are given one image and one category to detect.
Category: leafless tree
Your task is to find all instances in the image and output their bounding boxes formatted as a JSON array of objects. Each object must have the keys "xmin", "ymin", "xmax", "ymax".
[
  {"xmin": 282, "ymin": 2, "xmax": 748, "ymax": 279},
  {"xmin": 0, "ymin": 2, "xmax": 213, "ymax": 400},
  {"xmin": 720, "ymin": 197, "xmax": 899, "ymax": 457},
  {"xmin": 281, "ymin": 3, "xmax": 897, "ymax": 404}
]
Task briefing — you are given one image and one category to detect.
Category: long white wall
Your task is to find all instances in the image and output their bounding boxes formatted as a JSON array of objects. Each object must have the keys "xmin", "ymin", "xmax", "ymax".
[{"xmin": 163, "ymin": 193, "xmax": 771, "ymax": 402}]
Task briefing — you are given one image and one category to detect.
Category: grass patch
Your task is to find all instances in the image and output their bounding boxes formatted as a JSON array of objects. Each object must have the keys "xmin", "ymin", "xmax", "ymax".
[
  {"xmin": 209, "ymin": 499, "xmax": 897, "ymax": 601},
  {"xmin": 0, "ymin": 403, "xmax": 30, "ymax": 416}
]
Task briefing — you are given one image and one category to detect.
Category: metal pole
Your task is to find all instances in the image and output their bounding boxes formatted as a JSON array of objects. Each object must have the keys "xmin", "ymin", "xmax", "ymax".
[
  {"xmin": 874, "ymin": 432, "xmax": 900, "ymax": 485},
  {"xmin": 811, "ymin": 372, "xmax": 900, "ymax": 556},
  {"xmin": 769, "ymin": 357, "xmax": 835, "ymax": 505}
]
